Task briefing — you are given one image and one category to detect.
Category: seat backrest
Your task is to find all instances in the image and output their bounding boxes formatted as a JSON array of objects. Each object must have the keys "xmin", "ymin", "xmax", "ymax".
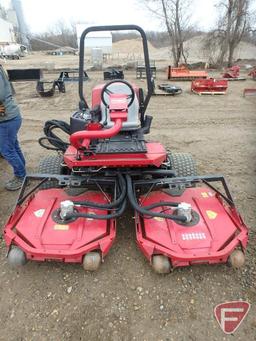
[{"xmin": 100, "ymin": 83, "xmax": 140, "ymax": 130}]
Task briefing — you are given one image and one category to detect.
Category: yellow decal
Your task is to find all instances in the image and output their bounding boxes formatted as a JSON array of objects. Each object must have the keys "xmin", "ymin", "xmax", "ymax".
[
  {"xmin": 154, "ymin": 217, "xmax": 164, "ymax": 222},
  {"xmin": 54, "ymin": 224, "xmax": 69, "ymax": 230},
  {"xmin": 201, "ymin": 192, "xmax": 209, "ymax": 198},
  {"xmin": 206, "ymin": 210, "xmax": 217, "ymax": 220}
]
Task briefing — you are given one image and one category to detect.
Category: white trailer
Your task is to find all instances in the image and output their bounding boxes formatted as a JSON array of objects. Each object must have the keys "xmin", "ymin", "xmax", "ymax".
[{"xmin": 0, "ymin": 43, "xmax": 27, "ymax": 59}]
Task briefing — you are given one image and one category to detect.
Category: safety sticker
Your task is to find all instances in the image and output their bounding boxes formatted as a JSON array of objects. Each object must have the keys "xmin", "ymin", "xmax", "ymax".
[
  {"xmin": 201, "ymin": 192, "xmax": 214, "ymax": 198},
  {"xmin": 153, "ymin": 217, "xmax": 164, "ymax": 222},
  {"xmin": 182, "ymin": 232, "xmax": 206, "ymax": 240},
  {"xmin": 206, "ymin": 210, "xmax": 218, "ymax": 220},
  {"xmin": 34, "ymin": 209, "xmax": 45, "ymax": 218},
  {"xmin": 54, "ymin": 224, "xmax": 69, "ymax": 231}
]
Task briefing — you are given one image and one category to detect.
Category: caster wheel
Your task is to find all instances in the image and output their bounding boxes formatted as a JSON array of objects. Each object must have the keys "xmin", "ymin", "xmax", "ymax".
[
  {"xmin": 152, "ymin": 255, "xmax": 171, "ymax": 274},
  {"xmin": 7, "ymin": 247, "xmax": 27, "ymax": 267},
  {"xmin": 228, "ymin": 250, "xmax": 245, "ymax": 268},
  {"xmin": 82, "ymin": 252, "xmax": 101, "ymax": 271}
]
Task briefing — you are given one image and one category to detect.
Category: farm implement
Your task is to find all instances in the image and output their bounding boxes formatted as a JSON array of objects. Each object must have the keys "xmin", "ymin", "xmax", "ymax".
[
  {"xmin": 167, "ymin": 65, "xmax": 208, "ymax": 81},
  {"xmin": 3, "ymin": 25, "xmax": 248, "ymax": 274},
  {"xmin": 152, "ymin": 82, "xmax": 182, "ymax": 96},
  {"xmin": 222, "ymin": 65, "xmax": 246, "ymax": 81},
  {"xmin": 191, "ymin": 78, "xmax": 228, "ymax": 95},
  {"xmin": 248, "ymin": 67, "xmax": 256, "ymax": 80}
]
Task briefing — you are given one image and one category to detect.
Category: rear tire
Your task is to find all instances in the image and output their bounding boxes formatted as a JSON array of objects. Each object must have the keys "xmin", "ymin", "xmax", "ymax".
[
  {"xmin": 168, "ymin": 152, "xmax": 197, "ymax": 177},
  {"xmin": 38, "ymin": 155, "xmax": 63, "ymax": 189}
]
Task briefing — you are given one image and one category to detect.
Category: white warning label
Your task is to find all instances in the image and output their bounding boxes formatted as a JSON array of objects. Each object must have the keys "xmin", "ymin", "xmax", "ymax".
[
  {"xmin": 34, "ymin": 209, "xmax": 45, "ymax": 218},
  {"xmin": 181, "ymin": 232, "xmax": 206, "ymax": 240}
]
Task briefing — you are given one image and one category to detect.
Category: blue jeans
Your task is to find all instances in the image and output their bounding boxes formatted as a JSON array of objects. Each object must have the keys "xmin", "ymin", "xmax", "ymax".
[{"xmin": 0, "ymin": 115, "xmax": 26, "ymax": 178}]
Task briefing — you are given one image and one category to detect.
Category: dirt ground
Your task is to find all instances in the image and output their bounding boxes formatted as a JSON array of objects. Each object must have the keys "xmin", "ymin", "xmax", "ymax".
[{"xmin": 0, "ymin": 56, "xmax": 256, "ymax": 341}]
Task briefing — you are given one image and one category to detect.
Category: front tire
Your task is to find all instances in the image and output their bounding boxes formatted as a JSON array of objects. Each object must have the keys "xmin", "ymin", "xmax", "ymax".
[
  {"xmin": 168, "ymin": 152, "xmax": 197, "ymax": 177},
  {"xmin": 82, "ymin": 252, "xmax": 101, "ymax": 271},
  {"xmin": 152, "ymin": 255, "xmax": 171, "ymax": 274},
  {"xmin": 38, "ymin": 155, "xmax": 63, "ymax": 189}
]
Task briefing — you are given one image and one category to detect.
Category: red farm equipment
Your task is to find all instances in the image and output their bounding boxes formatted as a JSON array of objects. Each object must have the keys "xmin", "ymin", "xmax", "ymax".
[
  {"xmin": 243, "ymin": 88, "xmax": 256, "ymax": 97},
  {"xmin": 167, "ymin": 65, "xmax": 208, "ymax": 81},
  {"xmin": 191, "ymin": 78, "xmax": 228, "ymax": 95},
  {"xmin": 3, "ymin": 25, "xmax": 248, "ymax": 274},
  {"xmin": 222, "ymin": 65, "xmax": 246, "ymax": 81},
  {"xmin": 248, "ymin": 67, "xmax": 256, "ymax": 80}
]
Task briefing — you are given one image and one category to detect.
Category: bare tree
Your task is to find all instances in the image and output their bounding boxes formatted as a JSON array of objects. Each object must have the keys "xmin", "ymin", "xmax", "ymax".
[
  {"xmin": 0, "ymin": 4, "xmax": 7, "ymax": 20},
  {"xmin": 206, "ymin": 0, "xmax": 251, "ymax": 66},
  {"xmin": 141, "ymin": 0, "xmax": 193, "ymax": 66},
  {"xmin": 30, "ymin": 21, "xmax": 77, "ymax": 50}
]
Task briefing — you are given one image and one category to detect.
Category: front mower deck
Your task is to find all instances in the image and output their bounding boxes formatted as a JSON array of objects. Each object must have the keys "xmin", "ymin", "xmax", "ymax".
[{"xmin": 137, "ymin": 186, "xmax": 247, "ymax": 267}]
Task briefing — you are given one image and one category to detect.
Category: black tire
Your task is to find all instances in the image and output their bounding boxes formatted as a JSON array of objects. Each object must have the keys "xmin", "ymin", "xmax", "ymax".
[
  {"xmin": 38, "ymin": 155, "xmax": 63, "ymax": 189},
  {"xmin": 168, "ymin": 152, "xmax": 197, "ymax": 177}
]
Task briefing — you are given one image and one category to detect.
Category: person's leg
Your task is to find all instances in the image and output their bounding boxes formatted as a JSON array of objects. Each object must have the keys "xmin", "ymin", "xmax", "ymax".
[
  {"xmin": 0, "ymin": 116, "xmax": 26, "ymax": 179},
  {"xmin": 14, "ymin": 136, "xmax": 26, "ymax": 167}
]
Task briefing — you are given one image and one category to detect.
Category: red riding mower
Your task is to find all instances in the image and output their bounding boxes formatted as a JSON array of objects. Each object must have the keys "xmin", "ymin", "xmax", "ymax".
[{"xmin": 3, "ymin": 25, "xmax": 248, "ymax": 273}]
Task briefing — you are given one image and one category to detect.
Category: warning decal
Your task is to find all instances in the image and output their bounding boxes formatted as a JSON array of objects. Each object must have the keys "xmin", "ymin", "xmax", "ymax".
[
  {"xmin": 34, "ymin": 209, "xmax": 45, "ymax": 218},
  {"xmin": 54, "ymin": 224, "xmax": 69, "ymax": 231},
  {"xmin": 206, "ymin": 210, "xmax": 218, "ymax": 220}
]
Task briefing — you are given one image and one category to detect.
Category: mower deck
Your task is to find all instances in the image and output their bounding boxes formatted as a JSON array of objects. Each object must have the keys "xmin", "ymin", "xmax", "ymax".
[
  {"xmin": 4, "ymin": 188, "xmax": 116, "ymax": 263},
  {"xmin": 136, "ymin": 186, "xmax": 248, "ymax": 267}
]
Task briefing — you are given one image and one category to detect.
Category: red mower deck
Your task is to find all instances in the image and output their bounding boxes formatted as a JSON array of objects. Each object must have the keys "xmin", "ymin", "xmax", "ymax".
[
  {"xmin": 4, "ymin": 189, "xmax": 116, "ymax": 263},
  {"xmin": 136, "ymin": 187, "xmax": 247, "ymax": 268}
]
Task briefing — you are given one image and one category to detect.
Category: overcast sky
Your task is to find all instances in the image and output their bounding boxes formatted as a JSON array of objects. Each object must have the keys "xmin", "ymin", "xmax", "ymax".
[{"xmin": 1, "ymin": 0, "xmax": 218, "ymax": 33}]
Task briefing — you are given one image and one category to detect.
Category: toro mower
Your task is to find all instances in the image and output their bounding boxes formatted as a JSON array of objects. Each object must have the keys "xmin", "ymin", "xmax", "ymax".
[{"xmin": 3, "ymin": 25, "xmax": 248, "ymax": 274}]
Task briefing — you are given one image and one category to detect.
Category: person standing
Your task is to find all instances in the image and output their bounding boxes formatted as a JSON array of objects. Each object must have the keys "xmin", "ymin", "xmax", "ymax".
[{"xmin": 0, "ymin": 65, "xmax": 26, "ymax": 191}]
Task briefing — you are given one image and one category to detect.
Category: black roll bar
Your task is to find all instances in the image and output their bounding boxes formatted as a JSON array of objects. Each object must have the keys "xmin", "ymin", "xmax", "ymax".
[{"xmin": 78, "ymin": 25, "xmax": 153, "ymax": 112}]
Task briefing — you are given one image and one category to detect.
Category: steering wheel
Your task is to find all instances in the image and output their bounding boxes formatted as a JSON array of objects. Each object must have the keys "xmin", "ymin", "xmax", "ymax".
[{"xmin": 101, "ymin": 80, "xmax": 135, "ymax": 107}]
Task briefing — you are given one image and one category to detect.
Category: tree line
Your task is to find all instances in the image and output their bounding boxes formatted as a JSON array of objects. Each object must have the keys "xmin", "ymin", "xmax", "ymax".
[{"xmin": 1, "ymin": 1, "xmax": 255, "ymax": 67}]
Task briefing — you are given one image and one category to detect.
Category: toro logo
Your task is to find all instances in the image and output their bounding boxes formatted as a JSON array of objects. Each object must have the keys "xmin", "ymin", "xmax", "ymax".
[{"xmin": 214, "ymin": 301, "xmax": 250, "ymax": 334}]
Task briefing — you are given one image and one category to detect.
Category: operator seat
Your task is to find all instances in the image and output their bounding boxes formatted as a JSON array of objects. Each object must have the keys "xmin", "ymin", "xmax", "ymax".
[{"xmin": 100, "ymin": 82, "xmax": 140, "ymax": 130}]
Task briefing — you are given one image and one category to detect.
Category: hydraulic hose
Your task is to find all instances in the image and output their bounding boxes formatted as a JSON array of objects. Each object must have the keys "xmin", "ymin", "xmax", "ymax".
[
  {"xmin": 73, "ymin": 173, "xmax": 126, "ymax": 209},
  {"xmin": 38, "ymin": 120, "xmax": 70, "ymax": 152},
  {"xmin": 125, "ymin": 175, "xmax": 187, "ymax": 222},
  {"xmin": 144, "ymin": 201, "xmax": 179, "ymax": 209},
  {"xmin": 65, "ymin": 198, "xmax": 127, "ymax": 220}
]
